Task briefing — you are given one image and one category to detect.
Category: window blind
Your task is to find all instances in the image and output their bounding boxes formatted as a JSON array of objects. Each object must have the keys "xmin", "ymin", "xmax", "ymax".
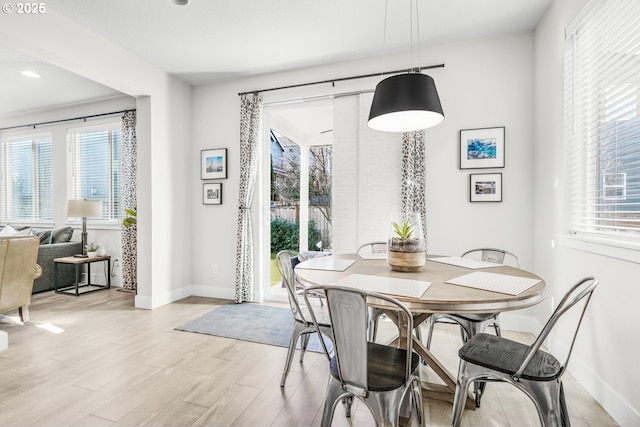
[
  {"xmin": 0, "ymin": 134, "xmax": 53, "ymax": 221},
  {"xmin": 67, "ymin": 124, "xmax": 122, "ymax": 221},
  {"xmin": 565, "ymin": 0, "xmax": 640, "ymax": 239}
]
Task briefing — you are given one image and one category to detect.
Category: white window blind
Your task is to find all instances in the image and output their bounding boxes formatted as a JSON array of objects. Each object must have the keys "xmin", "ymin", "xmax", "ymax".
[
  {"xmin": 0, "ymin": 133, "xmax": 53, "ymax": 221},
  {"xmin": 67, "ymin": 123, "xmax": 122, "ymax": 221},
  {"xmin": 565, "ymin": 0, "xmax": 640, "ymax": 240}
]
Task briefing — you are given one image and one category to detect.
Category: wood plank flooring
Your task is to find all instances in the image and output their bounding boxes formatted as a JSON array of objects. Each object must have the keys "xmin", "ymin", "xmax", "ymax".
[{"xmin": 0, "ymin": 289, "xmax": 619, "ymax": 427}]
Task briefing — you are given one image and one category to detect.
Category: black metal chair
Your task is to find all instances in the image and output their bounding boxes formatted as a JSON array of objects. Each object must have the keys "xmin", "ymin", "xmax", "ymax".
[
  {"xmin": 451, "ymin": 277, "xmax": 598, "ymax": 427},
  {"xmin": 276, "ymin": 250, "xmax": 333, "ymax": 388},
  {"xmin": 304, "ymin": 284, "xmax": 424, "ymax": 427},
  {"xmin": 357, "ymin": 241, "xmax": 389, "ymax": 342},
  {"xmin": 357, "ymin": 241, "xmax": 388, "ymax": 256},
  {"xmin": 425, "ymin": 248, "xmax": 519, "ymax": 406}
]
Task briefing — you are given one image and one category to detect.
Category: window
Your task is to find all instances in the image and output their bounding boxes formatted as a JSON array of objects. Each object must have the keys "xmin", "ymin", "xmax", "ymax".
[
  {"xmin": 67, "ymin": 123, "xmax": 122, "ymax": 221},
  {"xmin": 0, "ymin": 133, "xmax": 53, "ymax": 222},
  {"xmin": 565, "ymin": 0, "xmax": 640, "ymax": 240}
]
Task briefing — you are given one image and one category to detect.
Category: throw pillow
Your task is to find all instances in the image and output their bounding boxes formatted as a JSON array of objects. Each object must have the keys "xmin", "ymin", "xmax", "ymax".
[
  {"xmin": 51, "ymin": 226, "xmax": 74, "ymax": 243},
  {"xmin": 0, "ymin": 224, "xmax": 17, "ymax": 236},
  {"xmin": 12, "ymin": 227, "xmax": 33, "ymax": 236},
  {"xmin": 0, "ymin": 225, "xmax": 32, "ymax": 236},
  {"xmin": 33, "ymin": 229, "xmax": 53, "ymax": 244}
]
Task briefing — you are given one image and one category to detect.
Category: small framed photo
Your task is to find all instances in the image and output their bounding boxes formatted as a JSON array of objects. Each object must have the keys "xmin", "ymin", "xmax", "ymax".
[
  {"xmin": 201, "ymin": 148, "xmax": 227, "ymax": 180},
  {"xmin": 460, "ymin": 127, "xmax": 505, "ymax": 169},
  {"xmin": 470, "ymin": 173, "xmax": 502, "ymax": 202},
  {"xmin": 203, "ymin": 183, "xmax": 222, "ymax": 205}
]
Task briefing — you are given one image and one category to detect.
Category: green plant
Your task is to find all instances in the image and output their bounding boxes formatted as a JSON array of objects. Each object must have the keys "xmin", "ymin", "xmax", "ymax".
[
  {"xmin": 123, "ymin": 207, "xmax": 137, "ymax": 228},
  {"xmin": 392, "ymin": 219, "xmax": 414, "ymax": 239},
  {"xmin": 270, "ymin": 219, "xmax": 322, "ymax": 254},
  {"xmin": 85, "ymin": 242, "xmax": 99, "ymax": 252}
]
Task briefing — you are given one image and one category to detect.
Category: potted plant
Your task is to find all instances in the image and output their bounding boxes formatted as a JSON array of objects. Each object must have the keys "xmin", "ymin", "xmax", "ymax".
[
  {"xmin": 387, "ymin": 213, "xmax": 426, "ymax": 272},
  {"xmin": 85, "ymin": 242, "xmax": 99, "ymax": 258}
]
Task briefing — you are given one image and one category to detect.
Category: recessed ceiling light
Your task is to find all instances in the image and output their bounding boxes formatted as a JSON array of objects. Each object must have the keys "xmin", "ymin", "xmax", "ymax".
[
  {"xmin": 21, "ymin": 70, "xmax": 41, "ymax": 78},
  {"xmin": 172, "ymin": 0, "xmax": 188, "ymax": 5}
]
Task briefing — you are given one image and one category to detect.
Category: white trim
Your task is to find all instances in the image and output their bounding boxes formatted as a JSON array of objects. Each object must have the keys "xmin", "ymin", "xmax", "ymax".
[{"xmin": 558, "ymin": 234, "xmax": 640, "ymax": 264}]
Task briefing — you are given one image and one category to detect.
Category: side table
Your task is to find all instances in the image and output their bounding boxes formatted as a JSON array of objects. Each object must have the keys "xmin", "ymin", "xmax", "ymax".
[{"xmin": 53, "ymin": 255, "xmax": 111, "ymax": 296}]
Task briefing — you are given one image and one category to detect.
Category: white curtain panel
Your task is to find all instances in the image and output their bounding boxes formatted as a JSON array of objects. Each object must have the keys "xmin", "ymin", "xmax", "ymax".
[
  {"xmin": 401, "ymin": 130, "xmax": 427, "ymax": 249},
  {"xmin": 234, "ymin": 94, "xmax": 263, "ymax": 303},
  {"xmin": 121, "ymin": 110, "xmax": 137, "ymax": 292}
]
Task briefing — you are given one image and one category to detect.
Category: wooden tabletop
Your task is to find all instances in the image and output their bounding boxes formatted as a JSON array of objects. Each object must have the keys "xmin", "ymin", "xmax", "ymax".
[
  {"xmin": 54, "ymin": 255, "xmax": 111, "ymax": 264},
  {"xmin": 295, "ymin": 253, "xmax": 546, "ymax": 315}
]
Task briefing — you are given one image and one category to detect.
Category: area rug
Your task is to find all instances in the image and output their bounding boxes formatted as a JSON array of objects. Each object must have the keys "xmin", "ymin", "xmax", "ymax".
[{"xmin": 175, "ymin": 303, "xmax": 331, "ymax": 353}]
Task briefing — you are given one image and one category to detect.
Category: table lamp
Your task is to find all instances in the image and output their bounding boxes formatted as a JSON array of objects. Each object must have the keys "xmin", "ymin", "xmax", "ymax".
[{"xmin": 67, "ymin": 199, "xmax": 102, "ymax": 257}]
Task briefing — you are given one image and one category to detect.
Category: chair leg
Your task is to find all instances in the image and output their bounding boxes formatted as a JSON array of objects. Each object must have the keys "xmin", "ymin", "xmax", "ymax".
[
  {"xmin": 18, "ymin": 306, "xmax": 29, "ymax": 323},
  {"xmin": 341, "ymin": 395, "xmax": 354, "ymax": 418},
  {"xmin": 281, "ymin": 324, "xmax": 303, "ymax": 387},
  {"xmin": 451, "ymin": 360, "xmax": 471, "ymax": 427},
  {"xmin": 366, "ymin": 389, "xmax": 404, "ymax": 427},
  {"xmin": 521, "ymin": 378, "xmax": 565, "ymax": 427},
  {"xmin": 299, "ymin": 333, "xmax": 310, "ymax": 362},
  {"xmin": 559, "ymin": 382, "xmax": 570, "ymax": 427},
  {"xmin": 425, "ymin": 315, "xmax": 438, "ymax": 350},
  {"xmin": 321, "ymin": 378, "xmax": 346, "ymax": 427},
  {"xmin": 368, "ymin": 307, "xmax": 380, "ymax": 342}
]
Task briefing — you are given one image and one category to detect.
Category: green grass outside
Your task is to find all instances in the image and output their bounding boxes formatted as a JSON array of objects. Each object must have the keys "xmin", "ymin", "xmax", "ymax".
[{"xmin": 270, "ymin": 254, "xmax": 282, "ymax": 286}]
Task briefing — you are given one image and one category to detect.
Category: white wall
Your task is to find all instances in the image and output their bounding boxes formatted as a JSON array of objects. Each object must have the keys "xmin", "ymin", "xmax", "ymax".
[
  {"xmin": 534, "ymin": 1, "xmax": 639, "ymax": 425},
  {"xmin": 191, "ymin": 32, "xmax": 535, "ymax": 308}
]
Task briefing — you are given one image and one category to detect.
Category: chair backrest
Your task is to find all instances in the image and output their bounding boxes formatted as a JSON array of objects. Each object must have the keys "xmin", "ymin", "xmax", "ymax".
[
  {"xmin": 357, "ymin": 241, "xmax": 388, "ymax": 254},
  {"xmin": 0, "ymin": 236, "xmax": 40, "ymax": 312},
  {"xmin": 514, "ymin": 277, "xmax": 598, "ymax": 380},
  {"xmin": 304, "ymin": 284, "xmax": 414, "ymax": 395},
  {"xmin": 275, "ymin": 250, "xmax": 309, "ymax": 323},
  {"xmin": 462, "ymin": 248, "xmax": 520, "ymax": 268}
]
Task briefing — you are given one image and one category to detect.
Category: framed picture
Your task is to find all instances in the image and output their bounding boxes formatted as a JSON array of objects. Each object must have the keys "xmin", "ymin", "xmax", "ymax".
[
  {"xmin": 201, "ymin": 148, "xmax": 227, "ymax": 179},
  {"xmin": 203, "ymin": 183, "xmax": 222, "ymax": 205},
  {"xmin": 460, "ymin": 127, "xmax": 505, "ymax": 169},
  {"xmin": 470, "ymin": 173, "xmax": 502, "ymax": 202}
]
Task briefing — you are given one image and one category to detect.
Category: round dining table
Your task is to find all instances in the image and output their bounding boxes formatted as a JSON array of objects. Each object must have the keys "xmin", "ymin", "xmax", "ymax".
[{"xmin": 294, "ymin": 253, "xmax": 546, "ymax": 407}]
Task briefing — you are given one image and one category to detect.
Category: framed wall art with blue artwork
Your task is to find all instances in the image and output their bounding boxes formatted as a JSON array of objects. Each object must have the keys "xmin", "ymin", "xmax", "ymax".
[
  {"xmin": 201, "ymin": 148, "xmax": 227, "ymax": 179},
  {"xmin": 459, "ymin": 127, "xmax": 505, "ymax": 169}
]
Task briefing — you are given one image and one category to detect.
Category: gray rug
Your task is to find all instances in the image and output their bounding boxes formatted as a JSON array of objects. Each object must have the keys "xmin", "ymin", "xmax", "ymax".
[{"xmin": 175, "ymin": 303, "xmax": 330, "ymax": 353}]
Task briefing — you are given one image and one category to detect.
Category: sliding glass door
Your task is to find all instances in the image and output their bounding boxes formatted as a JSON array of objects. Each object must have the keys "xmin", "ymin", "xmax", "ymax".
[{"xmin": 261, "ymin": 99, "xmax": 333, "ymax": 302}]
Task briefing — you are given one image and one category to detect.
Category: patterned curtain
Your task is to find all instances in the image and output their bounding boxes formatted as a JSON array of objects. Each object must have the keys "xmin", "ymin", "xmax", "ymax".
[
  {"xmin": 401, "ymin": 130, "xmax": 427, "ymax": 249},
  {"xmin": 234, "ymin": 93, "xmax": 263, "ymax": 303},
  {"xmin": 121, "ymin": 110, "xmax": 137, "ymax": 292}
]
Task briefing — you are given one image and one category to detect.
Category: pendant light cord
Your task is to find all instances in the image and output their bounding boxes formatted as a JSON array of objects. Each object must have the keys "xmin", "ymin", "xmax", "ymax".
[
  {"xmin": 415, "ymin": 0, "xmax": 422, "ymax": 73},
  {"xmin": 382, "ymin": 0, "xmax": 389, "ymax": 76},
  {"xmin": 410, "ymin": 0, "xmax": 414, "ymax": 72}
]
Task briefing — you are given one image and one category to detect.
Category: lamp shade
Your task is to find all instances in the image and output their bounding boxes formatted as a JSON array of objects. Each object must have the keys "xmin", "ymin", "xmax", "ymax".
[
  {"xmin": 368, "ymin": 73, "xmax": 445, "ymax": 132},
  {"xmin": 67, "ymin": 200, "xmax": 102, "ymax": 218}
]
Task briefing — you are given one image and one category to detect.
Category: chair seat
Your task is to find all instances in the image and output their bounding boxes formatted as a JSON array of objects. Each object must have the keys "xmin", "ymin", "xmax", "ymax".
[
  {"xmin": 329, "ymin": 342, "xmax": 420, "ymax": 392},
  {"xmin": 459, "ymin": 333, "xmax": 562, "ymax": 381},
  {"xmin": 450, "ymin": 313, "xmax": 497, "ymax": 322}
]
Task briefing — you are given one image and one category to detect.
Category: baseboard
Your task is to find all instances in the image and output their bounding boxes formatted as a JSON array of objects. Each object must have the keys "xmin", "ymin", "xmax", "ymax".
[{"xmin": 134, "ymin": 284, "xmax": 234, "ymax": 310}]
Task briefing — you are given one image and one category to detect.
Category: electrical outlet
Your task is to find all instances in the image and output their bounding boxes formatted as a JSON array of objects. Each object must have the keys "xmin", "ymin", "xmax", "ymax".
[{"xmin": 213, "ymin": 264, "xmax": 219, "ymax": 274}]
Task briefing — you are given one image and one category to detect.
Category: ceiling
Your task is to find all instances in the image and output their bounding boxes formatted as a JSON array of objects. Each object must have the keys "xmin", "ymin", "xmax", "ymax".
[{"xmin": 0, "ymin": 0, "xmax": 553, "ymax": 118}]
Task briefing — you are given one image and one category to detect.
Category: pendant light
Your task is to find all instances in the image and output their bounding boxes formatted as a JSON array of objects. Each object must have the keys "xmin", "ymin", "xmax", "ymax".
[{"xmin": 368, "ymin": 0, "xmax": 444, "ymax": 132}]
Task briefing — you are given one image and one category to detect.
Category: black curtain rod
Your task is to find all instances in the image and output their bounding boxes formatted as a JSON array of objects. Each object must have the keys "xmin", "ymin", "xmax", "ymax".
[
  {"xmin": 0, "ymin": 108, "xmax": 136, "ymax": 132},
  {"xmin": 238, "ymin": 63, "xmax": 445, "ymax": 96}
]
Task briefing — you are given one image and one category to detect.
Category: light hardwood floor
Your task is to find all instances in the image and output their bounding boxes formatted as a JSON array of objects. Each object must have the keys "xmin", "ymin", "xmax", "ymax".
[{"xmin": 0, "ymin": 289, "xmax": 619, "ymax": 427}]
